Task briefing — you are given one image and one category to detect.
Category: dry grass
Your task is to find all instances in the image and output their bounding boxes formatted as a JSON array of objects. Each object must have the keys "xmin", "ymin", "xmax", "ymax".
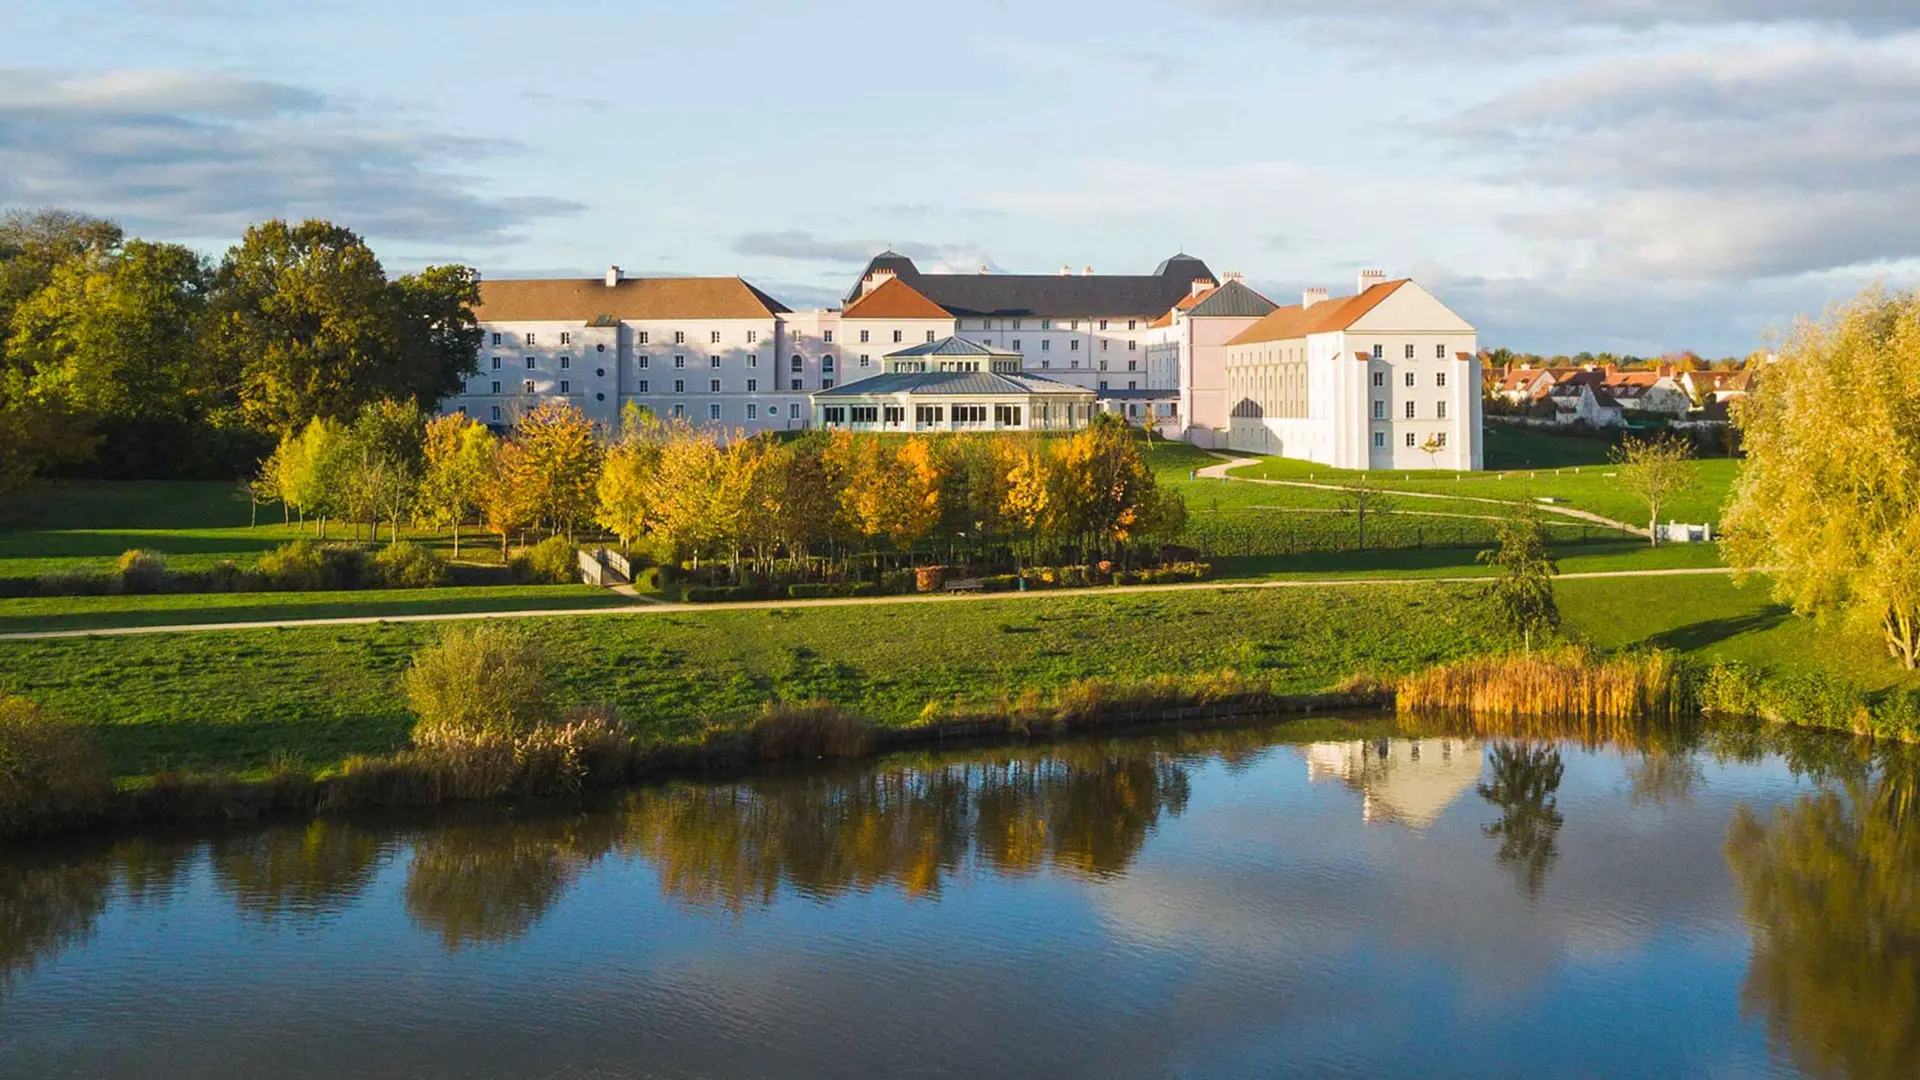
[
  {"xmin": 1397, "ymin": 646, "xmax": 1696, "ymax": 723},
  {"xmin": 747, "ymin": 701, "xmax": 875, "ymax": 760}
]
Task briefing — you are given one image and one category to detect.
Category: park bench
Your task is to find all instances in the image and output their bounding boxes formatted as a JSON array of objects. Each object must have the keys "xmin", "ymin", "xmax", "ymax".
[{"xmin": 944, "ymin": 577, "xmax": 985, "ymax": 593}]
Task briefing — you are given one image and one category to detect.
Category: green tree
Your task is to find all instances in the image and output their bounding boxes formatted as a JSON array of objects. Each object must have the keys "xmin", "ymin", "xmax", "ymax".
[
  {"xmin": 1723, "ymin": 287, "xmax": 1920, "ymax": 669},
  {"xmin": 1611, "ymin": 433, "xmax": 1696, "ymax": 547},
  {"xmin": 1478, "ymin": 512, "xmax": 1560, "ymax": 653},
  {"xmin": 417, "ymin": 412, "xmax": 495, "ymax": 557},
  {"xmin": 594, "ymin": 402, "xmax": 663, "ymax": 552},
  {"xmin": 342, "ymin": 399, "xmax": 426, "ymax": 543},
  {"xmin": 0, "ymin": 210, "xmax": 123, "ymax": 360}
]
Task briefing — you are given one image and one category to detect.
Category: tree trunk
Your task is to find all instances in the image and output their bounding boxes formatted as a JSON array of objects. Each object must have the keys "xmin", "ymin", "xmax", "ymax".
[
  {"xmin": 452, "ymin": 521, "xmax": 461, "ymax": 559},
  {"xmin": 1887, "ymin": 606, "xmax": 1919, "ymax": 670}
]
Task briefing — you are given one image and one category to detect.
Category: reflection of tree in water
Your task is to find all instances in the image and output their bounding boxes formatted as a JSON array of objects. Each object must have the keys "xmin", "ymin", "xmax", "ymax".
[
  {"xmin": 405, "ymin": 813, "xmax": 620, "ymax": 949},
  {"xmin": 1477, "ymin": 742, "xmax": 1566, "ymax": 899},
  {"xmin": 0, "ymin": 835, "xmax": 194, "ymax": 995},
  {"xmin": 1726, "ymin": 749, "xmax": 1920, "ymax": 1080},
  {"xmin": 1627, "ymin": 749, "xmax": 1703, "ymax": 806},
  {"xmin": 211, "ymin": 820, "xmax": 387, "ymax": 920},
  {"xmin": 622, "ymin": 744, "xmax": 1191, "ymax": 913}
]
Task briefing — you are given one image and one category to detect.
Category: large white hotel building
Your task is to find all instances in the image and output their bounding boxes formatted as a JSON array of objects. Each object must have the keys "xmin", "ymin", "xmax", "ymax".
[{"xmin": 444, "ymin": 253, "xmax": 1481, "ymax": 470}]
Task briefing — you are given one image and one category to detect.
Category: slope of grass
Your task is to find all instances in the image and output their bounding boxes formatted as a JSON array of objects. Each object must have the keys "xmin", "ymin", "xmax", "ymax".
[{"xmin": 0, "ymin": 585, "xmax": 625, "ymax": 635}]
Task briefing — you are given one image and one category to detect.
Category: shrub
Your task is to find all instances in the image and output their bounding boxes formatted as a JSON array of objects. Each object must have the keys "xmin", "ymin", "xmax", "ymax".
[
  {"xmin": 748, "ymin": 701, "xmax": 874, "ymax": 760},
  {"xmin": 785, "ymin": 581, "xmax": 882, "ymax": 600},
  {"xmin": 979, "ymin": 574, "xmax": 1021, "ymax": 592},
  {"xmin": 631, "ymin": 566, "xmax": 664, "ymax": 591},
  {"xmin": 33, "ymin": 568, "xmax": 119, "ymax": 597},
  {"xmin": 0, "ymin": 695, "xmax": 113, "ymax": 836},
  {"xmin": 201, "ymin": 560, "xmax": 261, "ymax": 592},
  {"xmin": 115, "ymin": 549, "xmax": 172, "ymax": 594},
  {"xmin": 402, "ymin": 623, "xmax": 559, "ymax": 747},
  {"xmin": 881, "ymin": 568, "xmax": 917, "ymax": 594},
  {"xmin": 685, "ymin": 584, "xmax": 764, "ymax": 603},
  {"xmin": 257, "ymin": 540, "xmax": 371, "ymax": 591},
  {"xmin": 914, "ymin": 565, "xmax": 947, "ymax": 593},
  {"xmin": 373, "ymin": 541, "xmax": 452, "ymax": 589},
  {"xmin": 509, "ymin": 535, "xmax": 579, "ymax": 584}
]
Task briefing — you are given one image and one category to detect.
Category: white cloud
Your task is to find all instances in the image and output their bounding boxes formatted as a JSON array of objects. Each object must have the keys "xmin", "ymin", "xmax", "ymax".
[
  {"xmin": 0, "ymin": 68, "xmax": 583, "ymax": 246},
  {"xmin": 1196, "ymin": 0, "xmax": 1920, "ymax": 32}
]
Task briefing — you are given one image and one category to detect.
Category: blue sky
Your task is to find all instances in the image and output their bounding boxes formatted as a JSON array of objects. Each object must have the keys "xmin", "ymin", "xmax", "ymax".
[{"xmin": 4, "ymin": 0, "xmax": 1918, "ymax": 354}]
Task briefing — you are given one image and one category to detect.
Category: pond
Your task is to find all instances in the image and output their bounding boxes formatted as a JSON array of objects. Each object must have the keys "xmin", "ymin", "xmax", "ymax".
[{"xmin": 3, "ymin": 717, "xmax": 1916, "ymax": 1079}]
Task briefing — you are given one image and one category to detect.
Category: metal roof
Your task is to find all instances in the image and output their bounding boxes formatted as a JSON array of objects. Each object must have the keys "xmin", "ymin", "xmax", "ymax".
[
  {"xmin": 1185, "ymin": 279, "xmax": 1279, "ymax": 318},
  {"xmin": 884, "ymin": 336, "xmax": 1017, "ymax": 358},
  {"xmin": 814, "ymin": 370, "xmax": 1096, "ymax": 398},
  {"xmin": 843, "ymin": 252, "xmax": 1216, "ymax": 317}
]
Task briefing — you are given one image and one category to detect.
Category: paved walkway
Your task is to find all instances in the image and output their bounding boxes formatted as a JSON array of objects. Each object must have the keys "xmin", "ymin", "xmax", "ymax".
[
  {"xmin": 1194, "ymin": 453, "xmax": 1649, "ymax": 537},
  {"xmin": 0, "ymin": 566, "xmax": 1735, "ymax": 642}
]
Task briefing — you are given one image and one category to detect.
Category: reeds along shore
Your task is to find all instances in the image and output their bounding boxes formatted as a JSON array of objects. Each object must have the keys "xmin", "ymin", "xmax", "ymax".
[{"xmin": 0, "ymin": 675, "xmax": 1387, "ymax": 839}]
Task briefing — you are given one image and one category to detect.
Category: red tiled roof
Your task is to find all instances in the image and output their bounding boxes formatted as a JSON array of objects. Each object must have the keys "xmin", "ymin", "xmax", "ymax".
[
  {"xmin": 475, "ymin": 276, "xmax": 789, "ymax": 321},
  {"xmin": 1225, "ymin": 280, "xmax": 1409, "ymax": 346},
  {"xmin": 841, "ymin": 276, "xmax": 952, "ymax": 320}
]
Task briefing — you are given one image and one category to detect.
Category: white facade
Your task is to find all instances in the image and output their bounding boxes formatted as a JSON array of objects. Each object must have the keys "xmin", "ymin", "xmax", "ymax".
[{"xmin": 1225, "ymin": 277, "xmax": 1483, "ymax": 470}]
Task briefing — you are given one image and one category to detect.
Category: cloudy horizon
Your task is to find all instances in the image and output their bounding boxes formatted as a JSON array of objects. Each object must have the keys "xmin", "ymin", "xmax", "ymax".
[{"xmin": 5, "ymin": 0, "xmax": 1915, "ymax": 355}]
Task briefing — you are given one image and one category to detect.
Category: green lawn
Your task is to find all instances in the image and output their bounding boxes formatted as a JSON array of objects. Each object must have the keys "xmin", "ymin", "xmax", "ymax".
[
  {"xmin": 1219, "ymin": 426, "xmax": 1741, "ymax": 528},
  {"xmin": 0, "ymin": 585, "xmax": 625, "ymax": 634}
]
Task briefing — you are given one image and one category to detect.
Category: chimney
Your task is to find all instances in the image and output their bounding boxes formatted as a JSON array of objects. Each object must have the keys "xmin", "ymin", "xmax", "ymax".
[
  {"xmin": 605, "ymin": 265, "xmax": 622, "ymax": 288},
  {"xmin": 1357, "ymin": 268, "xmax": 1387, "ymax": 294},
  {"xmin": 1303, "ymin": 287, "xmax": 1328, "ymax": 308},
  {"xmin": 978, "ymin": 264, "xmax": 990, "ymax": 274},
  {"xmin": 1223, "ymin": 270, "xmax": 1245, "ymax": 283},
  {"xmin": 1191, "ymin": 277, "xmax": 1214, "ymax": 297},
  {"xmin": 1082, "ymin": 265, "xmax": 1094, "ymax": 276},
  {"xmin": 862, "ymin": 268, "xmax": 896, "ymax": 296},
  {"xmin": 1060, "ymin": 264, "xmax": 1073, "ymax": 276}
]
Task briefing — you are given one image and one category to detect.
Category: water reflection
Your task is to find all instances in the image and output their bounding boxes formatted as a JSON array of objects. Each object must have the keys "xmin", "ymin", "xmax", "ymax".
[
  {"xmin": 1725, "ymin": 746, "xmax": 1920, "ymax": 1080},
  {"xmin": 407, "ymin": 813, "xmax": 622, "ymax": 948},
  {"xmin": 211, "ymin": 820, "xmax": 387, "ymax": 921},
  {"xmin": 1302, "ymin": 737, "xmax": 1484, "ymax": 828},
  {"xmin": 1477, "ymin": 743, "xmax": 1567, "ymax": 899}
]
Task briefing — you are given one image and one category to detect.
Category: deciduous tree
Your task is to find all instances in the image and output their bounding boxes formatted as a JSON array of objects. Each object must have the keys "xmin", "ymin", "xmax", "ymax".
[
  {"xmin": 1611, "ymin": 433, "xmax": 1696, "ymax": 547},
  {"xmin": 1478, "ymin": 511, "xmax": 1560, "ymax": 653},
  {"xmin": 417, "ymin": 412, "xmax": 495, "ymax": 557}
]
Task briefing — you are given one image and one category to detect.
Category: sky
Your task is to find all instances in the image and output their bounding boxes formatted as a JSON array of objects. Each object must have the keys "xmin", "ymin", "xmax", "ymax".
[{"xmin": 4, "ymin": 0, "xmax": 1918, "ymax": 355}]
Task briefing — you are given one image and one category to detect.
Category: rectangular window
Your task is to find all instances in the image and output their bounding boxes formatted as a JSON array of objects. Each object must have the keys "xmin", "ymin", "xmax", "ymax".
[
  {"xmin": 561, "ymin": 332, "xmax": 571, "ymax": 345},
  {"xmin": 525, "ymin": 357, "xmax": 536, "ymax": 369},
  {"xmin": 1435, "ymin": 343, "xmax": 1446, "ymax": 359},
  {"xmin": 1099, "ymin": 319, "xmax": 1109, "ymax": 330},
  {"xmin": 1069, "ymin": 359, "xmax": 1079, "ymax": 369},
  {"xmin": 892, "ymin": 330, "xmax": 903, "ymax": 343},
  {"xmin": 674, "ymin": 331, "xmax": 685, "ymax": 344},
  {"xmin": 1372, "ymin": 344, "xmax": 1384, "ymax": 359},
  {"xmin": 674, "ymin": 355, "xmax": 686, "ymax": 369},
  {"xmin": 638, "ymin": 356, "xmax": 650, "ymax": 369},
  {"xmin": 1099, "ymin": 380, "xmax": 1109, "ymax": 391},
  {"xmin": 1040, "ymin": 319, "xmax": 1051, "ymax": 330},
  {"xmin": 789, "ymin": 403, "xmax": 800, "ymax": 419},
  {"xmin": 1040, "ymin": 339, "xmax": 1051, "ymax": 352},
  {"xmin": 859, "ymin": 329, "xmax": 870, "ymax": 343},
  {"xmin": 1404, "ymin": 400, "xmax": 1416, "ymax": 419},
  {"xmin": 1373, "ymin": 432, "xmax": 1385, "ymax": 448},
  {"xmin": 748, "ymin": 355, "xmax": 758, "ymax": 367},
  {"xmin": 746, "ymin": 378, "xmax": 758, "ymax": 392},
  {"xmin": 926, "ymin": 330, "xmax": 935, "ymax": 343},
  {"xmin": 526, "ymin": 333, "xmax": 536, "ymax": 345},
  {"xmin": 915, "ymin": 405, "xmax": 944, "ymax": 425},
  {"xmin": 1405, "ymin": 432, "xmax": 1416, "ymax": 448},
  {"xmin": 884, "ymin": 406, "xmax": 905, "ymax": 424},
  {"xmin": 709, "ymin": 379, "xmax": 721, "ymax": 392},
  {"xmin": 1436, "ymin": 372, "xmax": 1448, "ymax": 388},
  {"xmin": 850, "ymin": 406, "xmax": 878, "ymax": 423},
  {"xmin": 1128, "ymin": 360, "xmax": 1138, "ymax": 372},
  {"xmin": 710, "ymin": 330, "xmax": 721, "ymax": 344},
  {"xmin": 790, "ymin": 378, "xmax": 802, "ymax": 391},
  {"xmin": 1098, "ymin": 360, "xmax": 1106, "ymax": 371},
  {"xmin": 673, "ymin": 379, "xmax": 685, "ymax": 393},
  {"xmin": 1435, "ymin": 432, "xmax": 1448, "ymax": 447},
  {"xmin": 491, "ymin": 381, "xmax": 502, "ymax": 395},
  {"xmin": 1127, "ymin": 320, "xmax": 1137, "ymax": 330},
  {"xmin": 709, "ymin": 404, "xmax": 721, "ymax": 420},
  {"xmin": 491, "ymin": 356, "xmax": 502, "ymax": 370},
  {"xmin": 1437, "ymin": 401, "xmax": 1448, "ymax": 420},
  {"xmin": 1372, "ymin": 400, "xmax": 1384, "ymax": 419},
  {"xmin": 490, "ymin": 405, "xmax": 502, "ymax": 421},
  {"xmin": 1128, "ymin": 341, "xmax": 1137, "ymax": 351},
  {"xmin": 822, "ymin": 378, "xmax": 834, "ymax": 389},
  {"xmin": 993, "ymin": 404, "xmax": 1023, "ymax": 426},
  {"xmin": 860, "ymin": 354, "xmax": 871, "ymax": 367},
  {"xmin": 1013, "ymin": 319, "xmax": 1024, "ymax": 330},
  {"xmin": 1070, "ymin": 340, "xmax": 1079, "ymax": 352},
  {"xmin": 637, "ymin": 331, "xmax": 649, "ymax": 345},
  {"xmin": 638, "ymin": 379, "xmax": 649, "ymax": 392},
  {"xmin": 1128, "ymin": 380, "xmax": 1138, "ymax": 390},
  {"xmin": 1405, "ymin": 344, "xmax": 1415, "ymax": 359},
  {"xmin": 1101, "ymin": 340, "xmax": 1109, "ymax": 352},
  {"xmin": 709, "ymin": 355, "xmax": 720, "ymax": 368},
  {"xmin": 1371, "ymin": 371, "xmax": 1383, "ymax": 387},
  {"xmin": 747, "ymin": 330, "xmax": 758, "ymax": 344},
  {"xmin": 559, "ymin": 356, "xmax": 571, "ymax": 369},
  {"xmin": 673, "ymin": 404, "xmax": 684, "ymax": 419},
  {"xmin": 953, "ymin": 405, "xmax": 987, "ymax": 424},
  {"xmin": 823, "ymin": 330, "xmax": 834, "ymax": 344},
  {"xmin": 559, "ymin": 380, "xmax": 570, "ymax": 393},
  {"xmin": 1404, "ymin": 372, "xmax": 1415, "ymax": 387},
  {"xmin": 823, "ymin": 406, "xmax": 846, "ymax": 425},
  {"xmin": 1012, "ymin": 339, "xmax": 1021, "ymax": 351},
  {"xmin": 492, "ymin": 332, "xmax": 502, "ymax": 346},
  {"xmin": 523, "ymin": 379, "xmax": 535, "ymax": 393},
  {"xmin": 747, "ymin": 404, "xmax": 758, "ymax": 419}
]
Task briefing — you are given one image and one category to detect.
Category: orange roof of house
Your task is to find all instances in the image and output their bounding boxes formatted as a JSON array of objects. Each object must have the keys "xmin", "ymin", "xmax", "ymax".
[
  {"xmin": 841, "ymin": 276, "xmax": 952, "ymax": 320},
  {"xmin": 1604, "ymin": 370, "xmax": 1666, "ymax": 388},
  {"xmin": 476, "ymin": 276, "xmax": 789, "ymax": 322},
  {"xmin": 1225, "ymin": 280, "xmax": 1409, "ymax": 346}
]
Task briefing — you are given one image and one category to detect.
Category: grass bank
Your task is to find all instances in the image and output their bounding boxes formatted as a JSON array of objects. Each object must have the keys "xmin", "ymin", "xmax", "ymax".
[{"xmin": 0, "ymin": 584, "xmax": 625, "ymax": 635}]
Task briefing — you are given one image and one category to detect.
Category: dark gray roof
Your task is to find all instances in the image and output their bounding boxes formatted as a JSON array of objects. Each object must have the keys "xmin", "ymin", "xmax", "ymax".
[
  {"xmin": 1094, "ymin": 387, "xmax": 1180, "ymax": 401},
  {"xmin": 884, "ymin": 336, "xmax": 1016, "ymax": 358},
  {"xmin": 1186, "ymin": 279, "xmax": 1278, "ymax": 318},
  {"xmin": 815, "ymin": 370, "xmax": 1095, "ymax": 398},
  {"xmin": 843, "ymin": 251, "xmax": 1216, "ymax": 318}
]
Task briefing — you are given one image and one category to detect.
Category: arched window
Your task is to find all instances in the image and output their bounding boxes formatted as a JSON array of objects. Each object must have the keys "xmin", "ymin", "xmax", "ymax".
[
  {"xmin": 790, "ymin": 355, "xmax": 803, "ymax": 372},
  {"xmin": 822, "ymin": 355, "xmax": 835, "ymax": 373}
]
